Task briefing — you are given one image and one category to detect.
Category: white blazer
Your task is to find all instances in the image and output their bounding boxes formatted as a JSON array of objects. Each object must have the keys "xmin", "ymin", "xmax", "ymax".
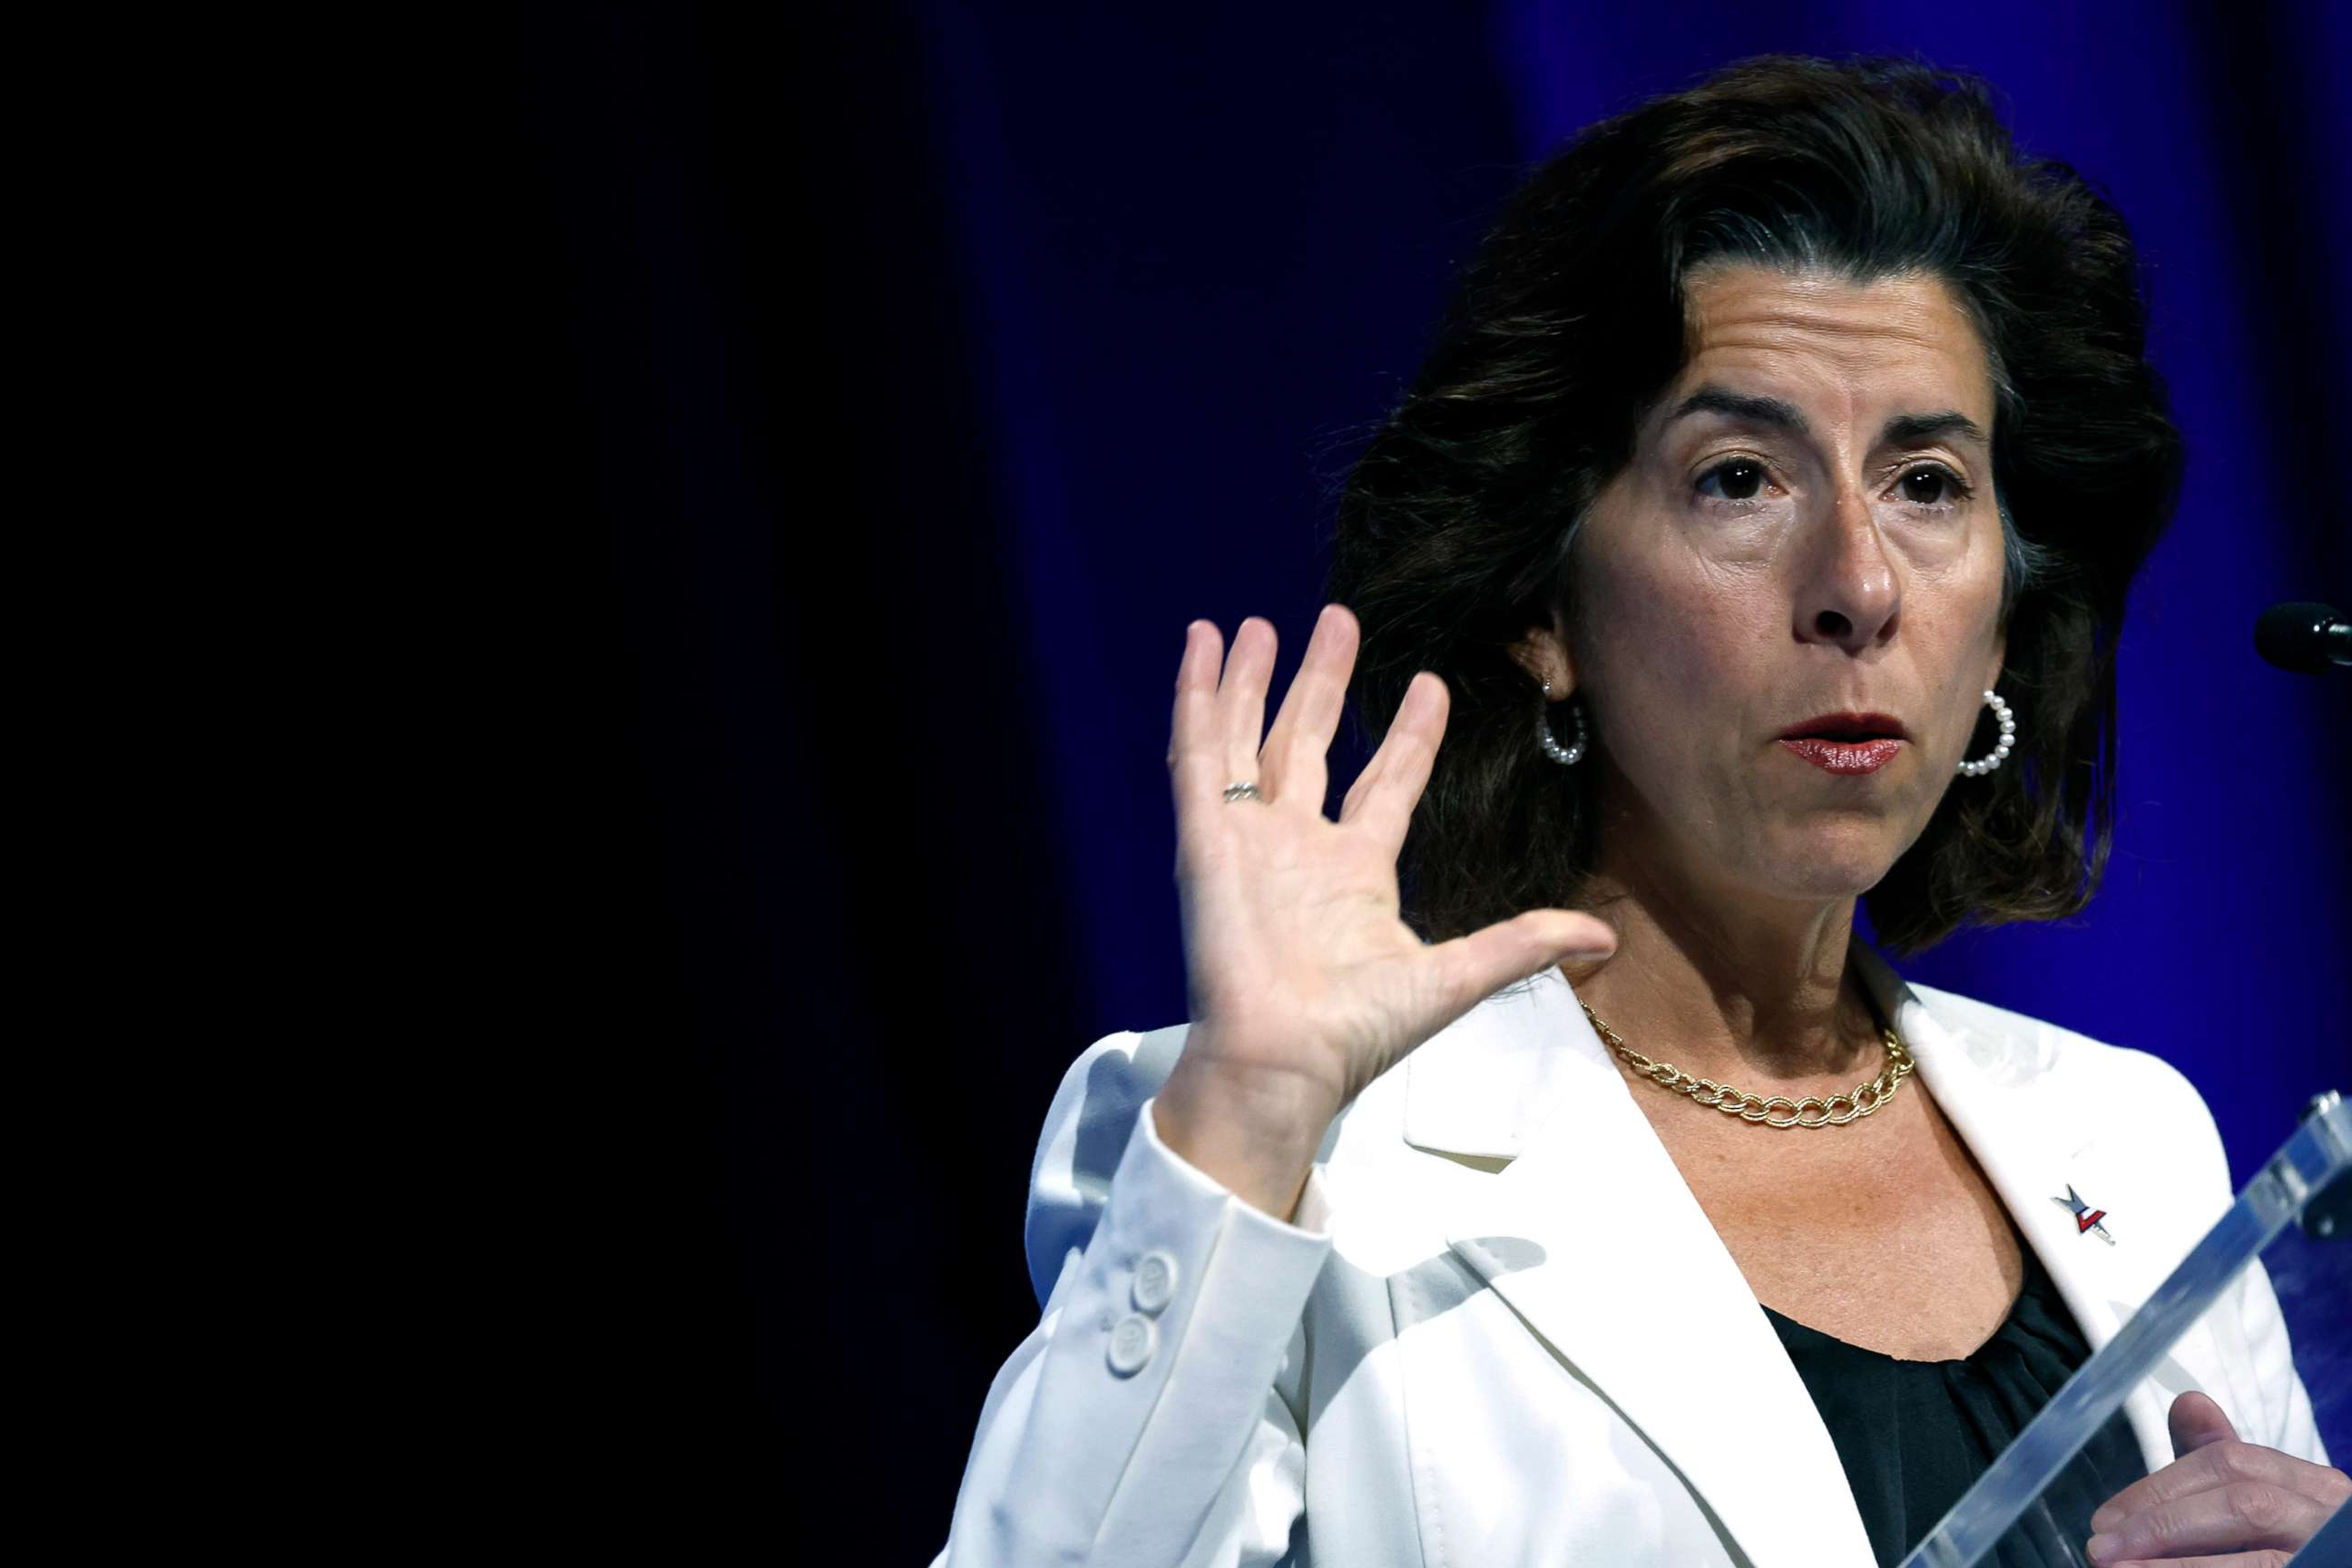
[{"xmin": 932, "ymin": 942, "xmax": 2326, "ymax": 1567}]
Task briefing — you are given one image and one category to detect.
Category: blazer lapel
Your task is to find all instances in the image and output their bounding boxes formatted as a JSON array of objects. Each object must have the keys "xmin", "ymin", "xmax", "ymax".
[
  {"xmin": 1850, "ymin": 946, "xmax": 2174, "ymax": 1476},
  {"xmin": 1406, "ymin": 969, "xmax": 1879, "ymax": 1568}
]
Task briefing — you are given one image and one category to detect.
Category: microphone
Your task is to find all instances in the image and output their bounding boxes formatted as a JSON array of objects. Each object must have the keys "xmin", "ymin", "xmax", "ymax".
[{"xmin": 2253, "ymin": 601, "xmax": 2350, "ymax": 673}]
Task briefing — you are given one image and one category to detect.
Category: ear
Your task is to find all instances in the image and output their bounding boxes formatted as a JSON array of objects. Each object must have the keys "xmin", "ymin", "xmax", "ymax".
[
  {"xmin": 1512, "ymin": 617, "xmax": 1577, "ymax": 697},
  {"xmin": 1984, "ymin": 629, "xmax": 2008, "ymax": 696}
]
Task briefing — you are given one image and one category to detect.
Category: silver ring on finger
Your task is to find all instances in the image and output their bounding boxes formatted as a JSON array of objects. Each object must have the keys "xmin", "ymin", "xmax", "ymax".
[{"xmin": 1223, "ymin": 780, "xmax": 1268, "ymax": 804}]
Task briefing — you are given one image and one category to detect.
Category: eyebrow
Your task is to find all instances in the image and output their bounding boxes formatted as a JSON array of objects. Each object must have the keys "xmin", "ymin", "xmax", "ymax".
[{"xmin": 1666, "ymin": 386, "xmax": 1988, "ymax": 449}]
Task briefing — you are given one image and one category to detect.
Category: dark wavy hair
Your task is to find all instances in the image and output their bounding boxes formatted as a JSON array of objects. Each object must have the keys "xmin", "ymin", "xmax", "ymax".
[{"xmin": 1326, "ymin": 54, "xmax": 2182, "ymax": 956}]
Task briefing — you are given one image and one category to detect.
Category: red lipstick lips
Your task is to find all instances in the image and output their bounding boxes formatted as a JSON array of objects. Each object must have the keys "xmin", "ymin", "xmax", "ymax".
[{"xmin": 1777, "ymin": 711, "xmax": 1907, "ymax": 776}]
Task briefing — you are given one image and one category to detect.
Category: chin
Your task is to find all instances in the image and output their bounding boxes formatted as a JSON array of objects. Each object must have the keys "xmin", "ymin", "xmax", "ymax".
[
  {"xmin": 1761, "ymin": 826, "xmax": 1899, "ymax": 901},
  {"xmin": 1776, "ymin": 864, "xmax": 1885, "ymax": 902}
]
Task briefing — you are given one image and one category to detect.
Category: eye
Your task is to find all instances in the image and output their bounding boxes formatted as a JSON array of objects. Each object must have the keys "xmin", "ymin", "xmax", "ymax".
[
  {"xmin": 1696, "ymin": 459, "xmax": 1770, "ymax": 503},
  {"xmin": 1895, "ymin": 465, "xmax": 1970, "ymax": 508}
]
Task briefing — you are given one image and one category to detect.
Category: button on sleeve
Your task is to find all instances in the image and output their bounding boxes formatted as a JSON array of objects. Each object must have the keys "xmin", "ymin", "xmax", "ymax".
[
  {"xmin": 1132, "ymin": 1249, "xmax": 1179, "ymax": 1315},
  {"xmin": 1106, "ymin": 1312, "xmax": 1158, "ymax": 1376}
]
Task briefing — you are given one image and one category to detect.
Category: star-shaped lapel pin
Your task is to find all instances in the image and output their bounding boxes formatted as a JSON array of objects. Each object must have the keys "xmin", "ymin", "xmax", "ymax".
[{"xmin": 2053, "ymin": 1184, "xmax": 2115, "ymax": 1245}]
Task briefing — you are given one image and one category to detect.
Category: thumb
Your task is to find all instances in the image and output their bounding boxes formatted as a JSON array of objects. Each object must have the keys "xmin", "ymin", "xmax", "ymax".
[
  {"xmin": 2167, "ymin": 1389, "xmax": 2238, "ymax": 1459},
  {"xmin": 1424, "ymin": 910, "xmax": 1615, "ymax": 1023}
]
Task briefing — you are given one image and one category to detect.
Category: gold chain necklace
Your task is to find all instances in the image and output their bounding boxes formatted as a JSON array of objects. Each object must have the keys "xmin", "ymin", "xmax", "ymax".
[{"xmin": 1578, "ymin": 998, "xmax": 1913, "ymax": 1130}]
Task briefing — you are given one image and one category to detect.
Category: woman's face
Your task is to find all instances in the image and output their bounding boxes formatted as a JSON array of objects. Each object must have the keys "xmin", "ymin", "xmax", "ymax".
[{"xmin": 1547, "ymin": 261, "xmax": 2010, "ymax": 907}]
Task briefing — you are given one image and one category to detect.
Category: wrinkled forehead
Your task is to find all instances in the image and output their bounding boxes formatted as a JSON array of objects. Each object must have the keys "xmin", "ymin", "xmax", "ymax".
[{"xmin": 1658, "ymin": 260, "xmax": 2000, "ymax": 436}]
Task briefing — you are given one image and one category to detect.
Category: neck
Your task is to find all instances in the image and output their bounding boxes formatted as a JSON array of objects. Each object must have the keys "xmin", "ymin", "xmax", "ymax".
[{"xmin": 1561, "ymin": 841, "xmax": 1881, "ymax": 1091}]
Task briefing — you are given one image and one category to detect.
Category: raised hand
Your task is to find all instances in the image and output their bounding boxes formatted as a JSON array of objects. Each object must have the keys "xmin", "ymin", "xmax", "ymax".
[{"xmin": 1152, "ymin": 605, "xmax": 1618, "ymax": 1220}]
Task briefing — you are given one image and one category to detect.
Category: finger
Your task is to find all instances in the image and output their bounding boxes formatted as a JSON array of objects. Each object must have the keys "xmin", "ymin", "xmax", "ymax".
[
  {"xmin": 2102, "ymin": 1552, "xmax": 2294, "ymax": 1568},
  {"xmin": 2084, "ymin": 1479, "xmax": 2338, "ymax": 1564},
  {"xmin": 2170, "ymin": 1391, "xmax": 2239, "ymax": 1459},
  {"xmin": 1341, "ymin": 671, "xmax": 1446, "ymax": 848},
  {"xmin": 1170, "ymin": 621, "xmax": 1230, "ymax": 848},
  {"xmin": 2092, "ymin": 1440, "xmax": 2350, "ymax": 1534},
  {"xmin": 1259, "ymin": 603, "xmax": 1357, "ymax": 817},
  {"xmin": 1416, "ymin": 908, "xmax": 1620, "ymax": 1031},
  {"xmin": 1219, "ymin": 616, "xmax": 1279, "ymax": 794}
]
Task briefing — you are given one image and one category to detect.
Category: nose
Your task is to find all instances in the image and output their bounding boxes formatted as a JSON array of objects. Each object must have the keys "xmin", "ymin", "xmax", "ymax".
[{"xmin": 1796, "ymin": 485, "xmax": 1900, "ymax": 651}]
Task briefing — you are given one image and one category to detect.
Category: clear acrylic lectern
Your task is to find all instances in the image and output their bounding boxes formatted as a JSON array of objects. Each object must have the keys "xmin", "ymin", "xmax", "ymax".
[{"xmin": 1897, "ymin": 1091, "xmax": 2350, "ymax": 1568}]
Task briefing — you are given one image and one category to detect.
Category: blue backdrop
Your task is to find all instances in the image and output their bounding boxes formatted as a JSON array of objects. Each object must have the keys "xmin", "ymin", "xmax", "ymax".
[
  {"xmin": 925, "ymin": 0, "xmax": 2350, "ymax": 1180},
  {"xmin": 510, "ymin": 0, "xmax": 2348, "ymax": 1544}
]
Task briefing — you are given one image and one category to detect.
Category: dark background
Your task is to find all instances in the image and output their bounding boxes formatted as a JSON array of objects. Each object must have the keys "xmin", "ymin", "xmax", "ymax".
[{"xmin": 485, "ymin": 1, "xmax": 2348, "ymax": 1549}]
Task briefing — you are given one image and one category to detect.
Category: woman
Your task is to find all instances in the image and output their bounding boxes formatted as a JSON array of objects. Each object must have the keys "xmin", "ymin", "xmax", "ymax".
[{"xmin": 932, "ymin": 55, "xmax": 2341, "ymax": 1568}]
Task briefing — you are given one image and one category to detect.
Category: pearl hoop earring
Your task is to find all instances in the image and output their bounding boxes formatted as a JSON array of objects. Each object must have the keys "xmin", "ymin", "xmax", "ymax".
[
  {"xmin": 1956, "ymin": 689, "xmax": 2015, "ymax": 778},
  {"xmin": 1538, "ymin": 680, "xmax": 1587, "ymax": 766}
]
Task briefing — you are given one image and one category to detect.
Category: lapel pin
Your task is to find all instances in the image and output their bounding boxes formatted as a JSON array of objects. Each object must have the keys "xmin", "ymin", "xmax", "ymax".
[{"xmin": 2053, "ymin": 1184, "xmax": 2115, "ymax": 1245}]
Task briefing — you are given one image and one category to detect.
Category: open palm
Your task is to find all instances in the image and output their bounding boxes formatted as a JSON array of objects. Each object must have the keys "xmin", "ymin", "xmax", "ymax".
[{"xmin": 1166, "ymin": 604, "xmax": 1618, "ymax": 1130}]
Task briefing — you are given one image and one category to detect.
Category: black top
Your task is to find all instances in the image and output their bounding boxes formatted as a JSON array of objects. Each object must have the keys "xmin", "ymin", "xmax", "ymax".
[{"xmin": 1763, "ymin": 1240, "xmax": 2148, "ymax": 1568}]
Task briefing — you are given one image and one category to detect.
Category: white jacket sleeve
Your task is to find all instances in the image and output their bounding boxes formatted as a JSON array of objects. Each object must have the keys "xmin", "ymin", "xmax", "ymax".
[
  {"xmin": 2132, "ymin": 1043, "xmax": 2331, "ymax": 1468},
  {"xmin": 2228, "ymin": 1250, "xmax": 2328, "ymax": 1465},
  {"xmin": 930, "ymin": 1026, "xmax": 1338, "ymax": 1568}
]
